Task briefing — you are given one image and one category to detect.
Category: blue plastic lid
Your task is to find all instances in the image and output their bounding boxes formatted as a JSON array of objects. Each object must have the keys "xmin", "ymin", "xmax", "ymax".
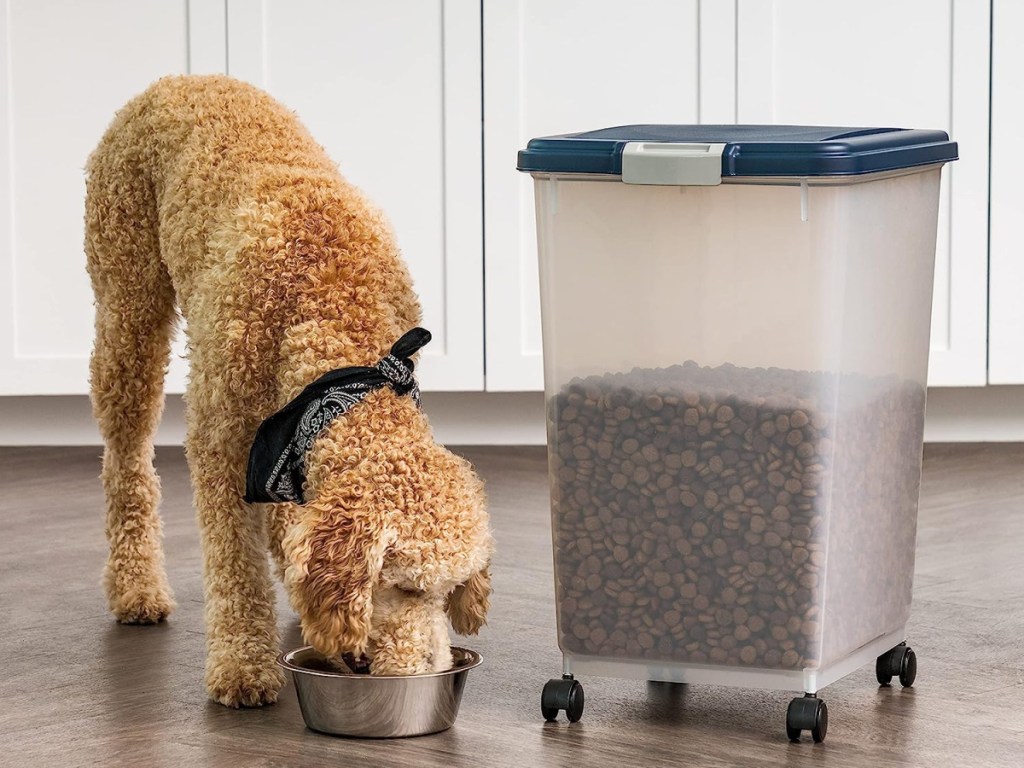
[{"xmin": 517, "ymin": 125, "xmax": 957, "ymax": 178}]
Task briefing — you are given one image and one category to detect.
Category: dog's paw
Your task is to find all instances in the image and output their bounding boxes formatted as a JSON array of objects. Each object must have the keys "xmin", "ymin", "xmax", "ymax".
[
  {"xmin": 109, "ymin": 584, "xmax": 175, "ymax": 625},
  {"xmin": 205, "ymin": 654, "xmax": 285, "ymax": 708}
]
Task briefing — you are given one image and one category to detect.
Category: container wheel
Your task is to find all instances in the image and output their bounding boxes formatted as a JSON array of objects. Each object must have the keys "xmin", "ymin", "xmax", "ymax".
[
  {"xmin": 876, "ymin": 642, "xmax": 917, "ymax": 687},
  {"xmin": 542, "ymin": 675, "xmax": 585, "ymax": 723},
  {"xmin": 786, "ymin": 694, "xmax": 828, "ymax": 743}
]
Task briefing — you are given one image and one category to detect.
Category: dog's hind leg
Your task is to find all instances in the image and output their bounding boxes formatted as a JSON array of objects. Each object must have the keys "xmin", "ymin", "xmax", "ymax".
[{"xmin": 86, "ymin": 165, "xmax": 177, "ymax": 625}]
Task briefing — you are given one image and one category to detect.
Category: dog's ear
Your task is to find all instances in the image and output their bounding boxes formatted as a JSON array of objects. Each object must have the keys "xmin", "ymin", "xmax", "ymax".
[
  {"xmin": 286, "ymin": 505, "xmax": 389, "ymax": 658},
  {"xmin": 445, "ymin": 565, "xmax": 491, "ymax": 636}
]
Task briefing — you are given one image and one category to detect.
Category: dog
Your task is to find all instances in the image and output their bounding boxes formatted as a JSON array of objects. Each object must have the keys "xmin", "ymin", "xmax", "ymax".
[{"xmin": 85, "ymin": 75, "xmax": 493, "ymax": 707}]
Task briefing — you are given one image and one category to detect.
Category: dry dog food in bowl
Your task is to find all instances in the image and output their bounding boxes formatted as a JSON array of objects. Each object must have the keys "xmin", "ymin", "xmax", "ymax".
[
  {"xmin": 549, "ymin": 362, "xmax": 924, "ymax": 671},
  {"xmin": 279, "ymin": 646, "xmax": 482, "ymax": 738}
]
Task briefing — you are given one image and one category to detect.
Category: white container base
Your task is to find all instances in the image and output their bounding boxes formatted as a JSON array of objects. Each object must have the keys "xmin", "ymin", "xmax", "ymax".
[{"xmin": 562, "ymin": 625, "xmax": 906, "ymax": 694}]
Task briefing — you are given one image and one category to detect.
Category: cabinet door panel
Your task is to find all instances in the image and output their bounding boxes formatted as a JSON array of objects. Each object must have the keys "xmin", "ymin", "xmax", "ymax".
[
  {"xmin": 989, "ymin": 0, "xmax": 1024, "ymax": 384},
  {"xmin": 0, "ymin": 0, "xmax": 213, "ymax": 394},
  {"xmin": 735, "ymin": 0, "xmax": 989, "ymax": 386},
  {"xmin": 227, "ymin": 0, "xmax": 483, "ymax": 391},
  {"xmin": 483, "ymin": 0, "xmax": 701, "ymax": 391}
]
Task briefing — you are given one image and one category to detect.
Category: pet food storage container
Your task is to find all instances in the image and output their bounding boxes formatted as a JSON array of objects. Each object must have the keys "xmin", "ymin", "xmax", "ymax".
[{"xmin": 518, "ymin": 125, "xmax": 957, "ymax": 742}]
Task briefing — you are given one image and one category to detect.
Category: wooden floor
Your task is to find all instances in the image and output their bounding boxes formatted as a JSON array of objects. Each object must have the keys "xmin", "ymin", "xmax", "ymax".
[{"xmin": 2, "ymin": 444, "xmax": 1023, "ymax": 767}]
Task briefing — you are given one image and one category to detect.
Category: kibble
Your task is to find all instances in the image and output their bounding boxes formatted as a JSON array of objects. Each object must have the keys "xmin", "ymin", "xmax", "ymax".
[{"xmin": 549, "ymin": 361, "xmax": 924, "ymax": 669}]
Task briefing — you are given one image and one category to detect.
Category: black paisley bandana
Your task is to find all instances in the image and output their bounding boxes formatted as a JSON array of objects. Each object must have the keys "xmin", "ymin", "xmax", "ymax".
[{"xmin": 243, "ymin": 327, "xmax": 431, "ymax": 504}]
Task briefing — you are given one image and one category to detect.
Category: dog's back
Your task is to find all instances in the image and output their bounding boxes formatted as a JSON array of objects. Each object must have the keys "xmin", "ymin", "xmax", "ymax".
[
  {"xmin": 86, "ymin": 75, "xmax": 419, "ymax": 395},
  {"xmin": 87, "ymin": 75, "xmax": 349, "ymax": 310}
]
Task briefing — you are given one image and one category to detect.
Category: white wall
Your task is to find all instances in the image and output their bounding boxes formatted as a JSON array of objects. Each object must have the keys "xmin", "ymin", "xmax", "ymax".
[{"xmin": 1, "ymin": 390, "xmax": 1021, "ymax": 447}]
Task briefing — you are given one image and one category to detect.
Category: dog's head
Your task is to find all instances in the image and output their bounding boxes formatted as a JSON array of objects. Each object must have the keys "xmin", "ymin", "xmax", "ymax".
[{"xmin": 279, "ymin": 388, "xmax": 492, "ymax": 673}]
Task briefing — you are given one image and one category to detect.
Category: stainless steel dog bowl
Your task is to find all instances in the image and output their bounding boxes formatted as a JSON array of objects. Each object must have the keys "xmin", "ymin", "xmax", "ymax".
[{"xmin": 278, "ymin": 646, "xmax": 482, "ymax": 738}]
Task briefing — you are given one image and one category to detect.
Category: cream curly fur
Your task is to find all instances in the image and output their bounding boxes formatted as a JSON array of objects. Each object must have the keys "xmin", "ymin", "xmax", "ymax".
[{"xmin": 85, "ymin": 75, "xmax": 492, "ymax": 708}]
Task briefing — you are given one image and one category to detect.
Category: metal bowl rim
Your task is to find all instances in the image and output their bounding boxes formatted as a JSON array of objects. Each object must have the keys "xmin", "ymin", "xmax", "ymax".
[{"xmin": 278, "ymin": 645, "xmax": 483, "ymax": 680}]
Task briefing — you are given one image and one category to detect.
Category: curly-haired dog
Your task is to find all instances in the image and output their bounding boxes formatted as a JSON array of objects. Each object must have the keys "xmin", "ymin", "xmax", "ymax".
[{"xmin": 85, "ymin": 75, "xmax": 493, "ymax": 707}]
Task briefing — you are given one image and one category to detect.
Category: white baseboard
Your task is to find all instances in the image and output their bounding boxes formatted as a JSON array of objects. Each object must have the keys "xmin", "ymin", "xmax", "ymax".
[
  {"xmin": 921, "ymin": 386, "xmax": 1024, "ymax": 442},
  {"xmin": 0, "ymin": 392, "xmax": 548, "ymax": 446},
  {"xmin": 0, "ymin": 388, "xmax": 1021, "ymax": 446}
]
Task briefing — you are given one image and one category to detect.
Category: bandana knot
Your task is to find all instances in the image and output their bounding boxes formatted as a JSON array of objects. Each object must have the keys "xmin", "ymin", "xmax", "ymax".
[
  {"xmin": 244, "ymin": 327, "xmax": 431, "ymax": 504},
  {"xmin": 376, "ymin": 353, "xmax": 418, "ymax": 398}
]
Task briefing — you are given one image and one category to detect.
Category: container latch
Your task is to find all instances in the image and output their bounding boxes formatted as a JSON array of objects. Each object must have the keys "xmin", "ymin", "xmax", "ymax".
[{"xmin": 621, "ymin": 142, "xmax": 726, "ymax": 186}]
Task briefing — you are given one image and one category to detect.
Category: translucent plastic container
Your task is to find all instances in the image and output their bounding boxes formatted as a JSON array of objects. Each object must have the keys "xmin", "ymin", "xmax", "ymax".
[{"xmin": 519, "ymin": 126, "xmax": 956, "ymax": 710}]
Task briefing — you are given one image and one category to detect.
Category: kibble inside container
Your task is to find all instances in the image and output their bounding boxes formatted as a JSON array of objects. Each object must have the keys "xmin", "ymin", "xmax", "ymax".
[{"xmin": 550, "ymin": 362, "xmax": 923, "ymax": 672}]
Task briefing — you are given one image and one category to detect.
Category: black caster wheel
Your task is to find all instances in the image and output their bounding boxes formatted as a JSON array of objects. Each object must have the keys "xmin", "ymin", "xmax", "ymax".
[
  {"xmin": 542, "ymin": 675, "xmax": 585, "ymax": 723},
  {"xmin": 786, "ymin": 694, "xmax": 828, "ymax": 743},
  {"xmin": 876, "ymin": 643, "xmax": 917, "ymax": 687}
]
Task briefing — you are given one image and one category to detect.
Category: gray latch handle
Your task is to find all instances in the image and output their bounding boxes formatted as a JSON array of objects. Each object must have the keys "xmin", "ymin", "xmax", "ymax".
[{"xmin": 621, "ymin": 142, "xmax": 726, "ymax": 186}]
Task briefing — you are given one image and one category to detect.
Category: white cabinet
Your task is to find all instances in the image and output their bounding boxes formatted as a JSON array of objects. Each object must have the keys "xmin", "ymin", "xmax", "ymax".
[
  {"xmin": 989, "ymin": 0, "xmax": 1024, "ymax": 384},
  {"xmin": 0, "ymin": 0, "xmax": 217, "ymax": 395},
  {"xmin": 0, "ymin": 0, "xmax": 481, "ymax": 395},
  {"xmin": 733, "ymin": 0, "xmax": 990, "ymax": 387},
  {"xmin": 484, "ymin": 0, "xmax": 991, "ymax": 390},
  {"xmin": 225, "ymin": 0, "xmax": 483, "ymax": 391}
]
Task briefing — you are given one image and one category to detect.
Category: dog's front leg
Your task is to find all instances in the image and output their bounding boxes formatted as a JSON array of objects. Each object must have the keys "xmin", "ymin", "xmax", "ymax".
[{"xmin": 188, "ymin": 437, "xmax": 284, "ymax": 708}]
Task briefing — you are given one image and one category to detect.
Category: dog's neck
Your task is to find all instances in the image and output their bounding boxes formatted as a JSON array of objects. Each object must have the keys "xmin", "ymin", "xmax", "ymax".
[
  {"xmin": 274, "ymin": 317, "xmax": 401, "ymax": 406},
  {"xmin": 303, "ymin": 386, "xmax": 426, "ymax": 492}
]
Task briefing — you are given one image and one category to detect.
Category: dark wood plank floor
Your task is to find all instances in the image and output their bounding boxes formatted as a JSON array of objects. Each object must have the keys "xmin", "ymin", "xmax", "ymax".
[{"xmin": 2, "ymin": 444, "xmax": 1022, "ymax": 767}]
